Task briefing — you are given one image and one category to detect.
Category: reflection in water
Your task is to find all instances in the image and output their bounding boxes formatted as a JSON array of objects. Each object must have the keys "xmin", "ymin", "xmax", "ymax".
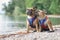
[
  {"xmin": 0, "ymin": 14, "xmax": 60, "ymax": 34},
  {"xmin": 0, "ymin": 15, "xmax": 25, "ymax": 34}
]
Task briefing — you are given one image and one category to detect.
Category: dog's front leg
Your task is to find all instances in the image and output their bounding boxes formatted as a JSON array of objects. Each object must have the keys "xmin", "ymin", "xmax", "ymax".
[
  {"xmin": 39, "ymin": 25, "xmax": 41, "ymax": 32},
  {"xmin": 26, "ymin": 20, "xmax": 29, "ymax": 33},
  {"xmin": 36, "ymin": 24, "xmax": 39, "ymax": 32}
]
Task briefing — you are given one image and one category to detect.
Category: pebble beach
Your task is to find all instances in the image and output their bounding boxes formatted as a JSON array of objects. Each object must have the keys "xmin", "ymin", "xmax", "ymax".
[{"xmin": 0, "ymin": 27, "xmax": 60, "ymax": 40}]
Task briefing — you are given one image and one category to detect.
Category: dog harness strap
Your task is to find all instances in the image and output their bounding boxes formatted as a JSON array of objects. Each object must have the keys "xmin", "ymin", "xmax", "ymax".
[
  {"xmin": 39, "ymin": 18, "xmax": 46, "ymax": 25},
  {"xmin": 39, "ymin": 16, "xmax": 48, "ymax": 28},
  {"xmin": 28, "ymin": 16, "xmax": 36, "ymax": 26},
  {"xmin": 39, "ymin": 16, "xmax": 48, "ymax": 25}
]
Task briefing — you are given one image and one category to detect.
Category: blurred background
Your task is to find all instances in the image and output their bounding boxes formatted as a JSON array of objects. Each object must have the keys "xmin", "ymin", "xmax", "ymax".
[{"xmin": 0, "ymin": 0, "xmax": 60, "ymax": 34}]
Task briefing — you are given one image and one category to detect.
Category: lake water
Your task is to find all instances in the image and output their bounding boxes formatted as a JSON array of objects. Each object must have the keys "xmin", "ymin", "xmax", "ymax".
[
  {"xmin": 0, "ymin": 15, "xmax": 26, "ymax": 35},
  {"xmin": 0, "ymin": 14, "xmax": 60, "ymax": 35}
]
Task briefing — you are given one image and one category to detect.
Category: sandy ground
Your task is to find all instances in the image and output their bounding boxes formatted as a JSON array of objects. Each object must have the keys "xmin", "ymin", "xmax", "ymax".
[{"xmin": 0, "ymin": 27, "xmax": 60, "ymax": 40}]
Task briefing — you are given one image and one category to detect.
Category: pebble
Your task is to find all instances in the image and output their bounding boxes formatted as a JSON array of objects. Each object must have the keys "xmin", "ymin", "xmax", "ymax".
[{"xmin": 0, "ymin": 28, "xmax": 60, "ymax": 40}]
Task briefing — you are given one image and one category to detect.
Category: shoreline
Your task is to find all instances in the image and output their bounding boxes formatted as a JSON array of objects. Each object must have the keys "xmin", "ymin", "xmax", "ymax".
[
  {"xmin": 0, "ymin": 25, "xmax": 60, "ymax": 40},
  {"xmin": 0, "ymin": 24, "xmax": 60, "ymax": 35},
  {"xmin": 0, "ymin": 29, "xmax": 60, "ymax": 40}
]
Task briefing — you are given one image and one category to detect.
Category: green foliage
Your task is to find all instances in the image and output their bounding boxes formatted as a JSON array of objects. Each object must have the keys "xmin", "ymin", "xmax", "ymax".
[
  {"xmin": 25, "ymin": 0, "xmax": 34, "ymax": 8},
  {"xmin": 49, "ymin": 0, "xmax": 59, "ymax": 14},
  {"xmin": 2, "ymin": 3, "xmax": 7, "ymax": 13},
  {"xmin": 15, "ymin": 0, "xmax": 26, "ymax": 13},
  {"xmin": 3, "ymin": 0, "xmax": 15, "ymax": 15},
  {"xmin": 32, "ymin": 0, "xmax": 52, "ymax": 14},
  {"xmin": 3, "ymin": 0, "xmax": 60, "ymax": 15}
]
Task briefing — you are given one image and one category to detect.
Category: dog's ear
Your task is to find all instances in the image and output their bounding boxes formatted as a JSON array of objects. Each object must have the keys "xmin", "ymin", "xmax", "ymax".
[{"xmin": 26, "ymin": 9, "xmax": 33, "ymax": 16}]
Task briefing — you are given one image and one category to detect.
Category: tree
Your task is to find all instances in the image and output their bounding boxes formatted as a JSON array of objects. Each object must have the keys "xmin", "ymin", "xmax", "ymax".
[
  {"xmin": 3, "ymin": 0, "xmax": 15, "ymax": 15},
  {"xmin": 32, "ymin": 0, "xmax": 52, "ymax": 14},
  {"xmin": 3, "ymin": 0, "xmax": 60, "ymax": 15},
  {"xmin": 15, "ymin": 0, "xmax": 26, "ymax": 14},
  {"xmin": 2, "ymin": 3, "xmax": 8, "ymax": 13},
  {"xmin": 49, "ymin": 0, "xmax": 59, "ymax": 14}
]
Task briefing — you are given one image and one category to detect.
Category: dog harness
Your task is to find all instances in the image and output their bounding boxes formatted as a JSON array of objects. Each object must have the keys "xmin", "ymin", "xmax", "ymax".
[
  {"xmin": 28, "ymin": 16, "xmax": 37, "ymax": 28},
  {"xmin": 39, "ymin": 16, "xmax": 48, "ymax": 29}
]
